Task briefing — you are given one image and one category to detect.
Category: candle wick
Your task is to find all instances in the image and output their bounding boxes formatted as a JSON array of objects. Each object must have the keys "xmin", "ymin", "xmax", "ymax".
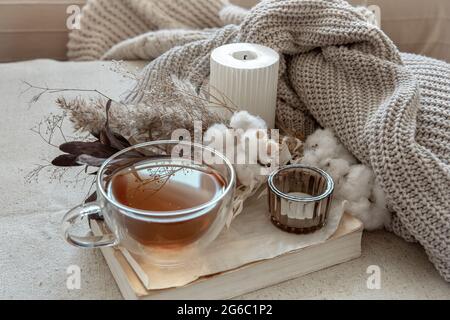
[{"xmin": 243, "ymin": 55, "xmax": 248, "ymax": 60}]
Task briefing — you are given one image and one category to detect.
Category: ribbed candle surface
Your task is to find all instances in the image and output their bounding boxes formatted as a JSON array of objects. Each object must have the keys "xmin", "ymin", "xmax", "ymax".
[{"xmin": 210, "ymin": 43, "xmax": 279, "ymax": 127}]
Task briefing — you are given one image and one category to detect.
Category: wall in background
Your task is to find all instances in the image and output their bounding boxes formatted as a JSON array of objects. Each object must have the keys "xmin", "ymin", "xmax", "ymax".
[
  {"xmin": 0, "ymin": 0, "xmax": 85, "ymax": 62},
  {"xmin": 0, "ymin": 0, "xmax": 250, "ymax": 62}
]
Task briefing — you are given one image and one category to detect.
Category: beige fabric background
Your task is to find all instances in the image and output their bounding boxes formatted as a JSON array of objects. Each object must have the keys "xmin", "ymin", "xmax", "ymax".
[
  {"xmin": 1, "ymin": 0, "xmax": 449, "ymax": 299},
  {"xmin": 1, "ymin": 60, "xmax": 449, "ymax": 299}
]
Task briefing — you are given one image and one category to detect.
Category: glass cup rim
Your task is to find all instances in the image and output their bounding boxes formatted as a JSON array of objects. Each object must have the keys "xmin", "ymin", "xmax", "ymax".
[
  {"xmin": 268, "ymin": 164, "xmax": 334, "ymax": 202},
  {"xmin": 96, "ymin": 140, "xmax": 236, "ymax": 218}
]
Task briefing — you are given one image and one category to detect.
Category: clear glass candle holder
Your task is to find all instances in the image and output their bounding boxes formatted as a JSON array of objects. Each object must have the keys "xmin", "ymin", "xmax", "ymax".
[{"xmin": 268, "ymin": 165, "xmax": 334, "ymax": 234}]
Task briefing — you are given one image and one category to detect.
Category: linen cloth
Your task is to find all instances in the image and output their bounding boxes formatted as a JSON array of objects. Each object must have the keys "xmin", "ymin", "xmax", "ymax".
[{"xmin": 67, "ymin": 0, "xmax": 450, "ymax": 280}]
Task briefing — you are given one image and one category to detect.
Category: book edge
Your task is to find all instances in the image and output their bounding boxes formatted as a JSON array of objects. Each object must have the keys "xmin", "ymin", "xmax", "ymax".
[
  {"xmin": 140, "ymin": 231, "xmax": 362, "ymax": 300},
  {"xmin": 127, "ymin": 213, "xmax": 363, "ymax": 290},
  {"xmin": 91, "ymin": 217, "xmax": 363, "ymax": 300}
]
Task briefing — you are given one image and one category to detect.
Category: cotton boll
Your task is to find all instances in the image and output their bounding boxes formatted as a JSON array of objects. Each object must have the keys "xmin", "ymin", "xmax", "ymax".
[
  {"xmin": 346, "ymin": 198, "xmax": 384, "ymax": 231},
  {"xmin": 235, "ymin": 129, "xmax": 280, "ymax": 186},
  {"xmin": 205, "ymin": 123, "xmax": 227, "ymax": 136},
  {"xmin": 242, "ymin": 128, "xmax": 268, "ymax": 155},
  {"xmin": 302, "ymin": 128, "xmax": 339, "ymax": 166},
  {"xmin": 334, "ymin": 144, "xmax": 358, "ymax": 165},
  {"xmin": 236, "ymin": 134, "xmax": 259, "ymax": 164},
  {"xmin": 304, "ymin": 128, "xmax": 335, "ymax": 150},
  {"xmin": 235, "ymin": 164, "xmax": 263, "ymax": 187},
  {"xmin": 326, "ymin": 158, "xmax": 351, "ymax": 182},
  {"xmin": 345, "ymin": 198, "xmax": 372, "ymax": 223},
  {"xmin": 337, "ymin": 164, "xmax": 374, "ymax": 201},
  {"xmin": 346, "ymin": 198, "xmax": 390, "ymax": 230},
  {"xmin": 240, "ymin": 128, "xmax": 277, "ymax": 164},
  {"xmin": 304, "ymin": 128, "xmax": 340, "ymax": 160},
  {"xmin": 230, "ymin": 111, "xmax": 267, "ymax": 131},
  {"xmin": 302, "ymin": 127, "xmax": 391, "ymax": 231},
  {"xmin": 305, "ymin": 128, "xmax": 357, "ymax": 165},
  {"xmin": 301, "ymin": 150, "xmax": 320, "ymax": 166},
  {"xmin": 204, "ymin": 123, "xmax": 228, "ymax": 151},
  {"xmin": 259, "ymin": 140, "xmax": 284, "ymax": 178},
  {"xmin": 244, "ymin": 128, "xmax": 268, "ymax": 140},
  {"xmin": 258, "ymin": 139, "xmax": 280, "ymax": 167},
  {"xmin": 364, "ymin": 206, "xmax": 391, "ymax": 231}
]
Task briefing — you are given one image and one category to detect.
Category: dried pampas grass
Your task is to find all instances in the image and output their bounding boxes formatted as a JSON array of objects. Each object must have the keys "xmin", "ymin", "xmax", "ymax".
[{"xmin": 56, "ymin": 72, "xmax": 234, "ymax": 143}]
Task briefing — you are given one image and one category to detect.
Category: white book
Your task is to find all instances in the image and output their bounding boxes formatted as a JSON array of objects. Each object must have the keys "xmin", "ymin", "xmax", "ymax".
[{"xmin": 90, "ymin": 212, "xmax": 363, "ymax": 300}]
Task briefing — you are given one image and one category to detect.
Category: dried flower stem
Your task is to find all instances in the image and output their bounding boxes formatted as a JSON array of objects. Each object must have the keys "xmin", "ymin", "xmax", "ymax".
[{"xmin": 22, "ymin": 81, "xmax": 119, "ymax": 106}]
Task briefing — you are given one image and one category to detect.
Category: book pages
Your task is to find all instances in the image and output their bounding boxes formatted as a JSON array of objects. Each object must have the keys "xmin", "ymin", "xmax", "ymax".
[{"xmin": 123, "ymin": 195, "xmax": 346, "ymax": 290}]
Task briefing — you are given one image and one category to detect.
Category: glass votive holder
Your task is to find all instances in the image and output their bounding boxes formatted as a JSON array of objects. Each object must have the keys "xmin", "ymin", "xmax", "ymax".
[{"xmin": 267, "ymin": 165, "xmax": 334, "ymax": 234}]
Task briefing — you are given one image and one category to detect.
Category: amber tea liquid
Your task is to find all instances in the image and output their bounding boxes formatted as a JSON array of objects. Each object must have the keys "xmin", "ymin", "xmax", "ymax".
[{"xmin": 107, "ymin": 161, "xmax": 226, "ymax": 248}]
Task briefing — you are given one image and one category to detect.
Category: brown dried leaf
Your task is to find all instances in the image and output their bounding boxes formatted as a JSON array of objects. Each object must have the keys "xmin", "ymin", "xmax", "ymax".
[
  {"xmin": 101, "ymin": 129, "xmax": 131, "ymax": 151},
  {"xmin": 85, "ymin": 192, "xmax": 98, "ymax": 204},
  {"xmin": 52, "ymin": 154, "xmax": 81, "ymax": 167},
  {"xmin": 60, "ymin": 141, "xmax": 117, "ymax": 159},
  {"xmin": 90, "ymin": 131, "xmax": 100, "ymax": 139}
]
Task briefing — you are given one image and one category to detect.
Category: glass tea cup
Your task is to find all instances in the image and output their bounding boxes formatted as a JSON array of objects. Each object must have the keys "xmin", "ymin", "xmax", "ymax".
[{"xmin": 61, "ymin": 140, "xmax": 236, "ymax": 267}]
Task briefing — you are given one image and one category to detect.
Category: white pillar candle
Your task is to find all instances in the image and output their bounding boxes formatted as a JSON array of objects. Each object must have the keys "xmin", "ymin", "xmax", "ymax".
[{"xmin": 210, "ymin": 43, "xmax": 280, "ymax": 128}]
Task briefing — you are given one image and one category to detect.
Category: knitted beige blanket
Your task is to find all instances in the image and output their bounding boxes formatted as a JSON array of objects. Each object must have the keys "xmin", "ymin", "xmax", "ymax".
[{"xmin": 68, "ymin": 0, "xmax": 450, "ymax": 281}]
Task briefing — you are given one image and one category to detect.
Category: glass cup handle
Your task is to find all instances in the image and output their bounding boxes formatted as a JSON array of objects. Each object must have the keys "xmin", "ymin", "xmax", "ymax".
[{"xmin": 61, "ymin": 203, "xmax": 118, "ymax": 248}]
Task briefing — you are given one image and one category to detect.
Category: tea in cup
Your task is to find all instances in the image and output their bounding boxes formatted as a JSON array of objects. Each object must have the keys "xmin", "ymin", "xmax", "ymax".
[{"xmin": 61, "ymin": 141, "xmax": 235, "ymax": 266}]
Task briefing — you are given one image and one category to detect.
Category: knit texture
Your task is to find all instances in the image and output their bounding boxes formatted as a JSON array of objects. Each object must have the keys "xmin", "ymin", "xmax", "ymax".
[{"xmin": 68, "ymin": 0, "xmax": 450, "ymax": 281}]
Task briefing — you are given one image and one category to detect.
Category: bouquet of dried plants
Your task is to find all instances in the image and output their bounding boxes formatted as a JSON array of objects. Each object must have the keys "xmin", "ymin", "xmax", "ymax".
[{"xmin": 25, "ymin": 64, "xmax": 303, "ymax": 220}]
